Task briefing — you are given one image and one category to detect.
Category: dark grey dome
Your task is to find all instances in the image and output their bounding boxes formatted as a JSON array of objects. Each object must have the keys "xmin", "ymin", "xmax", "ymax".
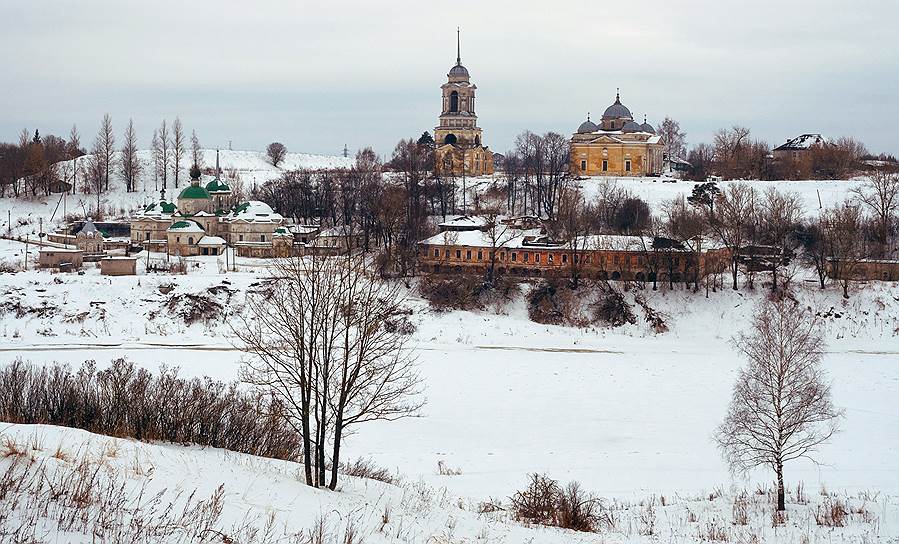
[
  {"xmin": 449, "ymin": 63, "xmax": 470, "ymax": 78},
  {"xmin": 577, "ymin": 119, "xmax": 598, "ymax": 133},
  {"xmin": 602, "ymin": 91, "xmax": 633, "ymax": 120},
  {"xmin": 641, "ymin": 122, "xmax": 656, "ymax": 134},
  {"xmin": 622, "ymin": 121, "xmax": 642, "ymax": 133}
]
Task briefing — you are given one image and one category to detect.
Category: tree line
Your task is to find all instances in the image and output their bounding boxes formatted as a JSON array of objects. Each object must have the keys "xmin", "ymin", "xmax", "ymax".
[{"xmin": 0, "ymin": 115, "xmax": 204, "ymax": 216}]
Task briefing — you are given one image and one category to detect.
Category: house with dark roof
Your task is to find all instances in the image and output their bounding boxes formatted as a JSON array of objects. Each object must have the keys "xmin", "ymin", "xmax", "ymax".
[{"xmin": 773, "ymin": 134, "xmax": 829, "ymax": 161}]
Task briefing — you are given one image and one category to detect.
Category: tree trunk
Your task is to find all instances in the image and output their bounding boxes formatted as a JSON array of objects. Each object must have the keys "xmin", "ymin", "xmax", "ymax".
[
  {"xmin": 329, "ymin": 419, "xmax": 344, "ymax": 490},
  {"xmin": 731, "ymin": 258, "xmax": 739, "ymax": 290},
  {"xmin": 776, "ymin": 461, "xmax": 786, "ymax": 511}
]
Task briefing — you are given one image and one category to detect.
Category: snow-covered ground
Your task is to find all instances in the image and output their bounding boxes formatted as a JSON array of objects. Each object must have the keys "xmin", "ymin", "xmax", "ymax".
[{"xmin": 1, "ymin": 232, "xmax": 898, "ymax": 541}]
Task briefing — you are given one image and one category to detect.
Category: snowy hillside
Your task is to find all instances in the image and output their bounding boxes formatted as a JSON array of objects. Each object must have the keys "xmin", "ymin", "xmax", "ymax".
[
  {"xmin": 3, "ymin": 422, "xmax": 895, "ymax": 543},
  {"xmin": 0, "ymin": 148, "xmax": 353, "ymax": 237}
]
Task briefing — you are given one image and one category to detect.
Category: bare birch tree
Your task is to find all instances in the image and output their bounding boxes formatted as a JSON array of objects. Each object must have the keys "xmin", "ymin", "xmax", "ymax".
[{"xmin": 715, "ymin": 298, "xmax": 843, "ymax": 512}]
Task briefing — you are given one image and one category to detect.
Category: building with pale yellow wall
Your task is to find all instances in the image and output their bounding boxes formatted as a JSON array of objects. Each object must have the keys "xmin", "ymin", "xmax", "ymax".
[
  {"xmin": 434, "ymin": 31, "xmax": 493, "ymax": 177},
  {"xmin": 570, "ymin": 92, "xmax": 664, "ymax": 177}
]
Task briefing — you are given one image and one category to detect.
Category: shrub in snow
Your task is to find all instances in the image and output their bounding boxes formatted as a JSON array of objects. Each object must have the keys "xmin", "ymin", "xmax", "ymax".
[
  {"xmin": 0, "ymin": 358, "xmax": 301, "ymax": 461},
  {"xmin": 592, "ymin": 285, "xmax": 637, "ymax": 328}
]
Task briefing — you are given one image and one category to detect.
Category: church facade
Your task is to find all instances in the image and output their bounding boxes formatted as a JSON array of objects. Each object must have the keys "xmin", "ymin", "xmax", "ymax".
[
  {"xmin": 569, "ymin": 92, "xmax": 665, "ymax": 177},
  {"xmin": 434, "ymin": 31, "xmax": 493, "ymax": 177}
]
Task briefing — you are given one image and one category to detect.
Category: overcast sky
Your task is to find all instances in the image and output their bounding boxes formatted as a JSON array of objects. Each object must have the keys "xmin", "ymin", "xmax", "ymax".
[{"xmin": 2, "ymin": 0, "xmax": 897, "ymax": 158}]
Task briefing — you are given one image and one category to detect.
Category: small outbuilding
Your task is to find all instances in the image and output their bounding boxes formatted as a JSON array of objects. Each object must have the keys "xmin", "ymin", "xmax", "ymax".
[
  {"xmin": 38, "ymin": 248, "xmax": 83, "ymax": 270},
  {"xmin": 197, "ymin": 235, "xmax": 227, "ymax": 255},
  {"xmin": 100, "ymin": 256, "xmax": 138, "ymax": 276}
]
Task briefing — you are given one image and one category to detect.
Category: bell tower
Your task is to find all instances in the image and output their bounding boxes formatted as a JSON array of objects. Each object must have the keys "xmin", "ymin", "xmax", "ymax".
[{"xmin": 434, "ymin": 28, "xmax": 483, "ymax": 148}]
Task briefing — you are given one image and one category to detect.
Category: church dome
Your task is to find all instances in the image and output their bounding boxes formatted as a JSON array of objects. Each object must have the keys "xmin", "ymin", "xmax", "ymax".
[
  {"xmin": 641, "ymin": 121, "xmax": 656, "ymax": 134},
  {"xmin": 577, "ymin": 118, "xmax": 598, "ymax": 134},
  {"xmin": 178, "ymin": 184, "xmax": 211, "ymax": 200},
  {"xmin": 602, "ymin": 92, "xmax": 633, "ymax": 120},
  {"xmin": 449, "ymin": 63, "xmax": 470, "ymax": 78},
  {"xmin": 622, "ymin": 121, "xmax": 643, "ymax": 133}
]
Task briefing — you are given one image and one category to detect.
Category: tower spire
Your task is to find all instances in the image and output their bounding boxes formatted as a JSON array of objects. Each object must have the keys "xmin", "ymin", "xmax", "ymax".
[
  {"xmin": 616, "ymin": 88, "xmax": 620, "ymax": 103},
  {"xmin": 456, "ymin": 27, "xmax": 461, "ymax": 65},
  {"xmin": 215, "ymin": 149, "xmax": 220, "ymax": 177}
]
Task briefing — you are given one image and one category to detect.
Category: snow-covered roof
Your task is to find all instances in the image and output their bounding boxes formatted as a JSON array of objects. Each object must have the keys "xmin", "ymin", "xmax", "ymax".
[
  {"xmin": 39, "ymin": 247, "xmax": 83, "ymax": 253},
  {"xmin": 292, "ymin": 225, "xmax": 320, "ymax": 235},
  {"xmin": 318, "ymin": 225, "xmax": 360, "ymax": 237},
  {"xmin": 438, "ymin": 215, "xmax": 487, "ymax": 230},
  {"xmin": 774, "ymin": 134, "xmax": 828, "ymax": 151},
  {"xmin": 167, "ymin": 219, "xmax": 204, "ymax": 233},
  {"xmin": 420, "ymin": 229, "xmax": 724, "ymax": 252},
  {"xmin": 228, "ymin": 201, "xmax": 283, "ymax": 223},
  {"xmin": 78, "ymin": 219, "xmax": 99, "ymax": 236},
  {"xmin": 198, "ymin": 235, "xmax": 227, "ymax": 246}
]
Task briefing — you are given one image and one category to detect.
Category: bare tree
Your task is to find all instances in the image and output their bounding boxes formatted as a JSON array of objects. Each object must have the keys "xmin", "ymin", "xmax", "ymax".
[
  {"xmin": 97, "ymin": 114, "xmax": 115, "ymax": 191},
  {"xmin": 658, "ymin": 116, "xmax": 687, "ymax": 163},
  {"xmin": 267, "ymin": 142, "xmax": 288, "ymax": 167},
  {"xmin": 120, "ymin": 119, "xmax": 141, "ymax": 193},
  {"xmin": 825, "ymin": 201, "xmax": 867, "ymax": 298},
  {"xmin": 233, "ymin": 253, "xmax": 421, "ymax": 490},
  {"xmin": 86, "ymin": 137, "xmax": 106, "ymax": 216},
  {"xmin": 760, "ymin": 189, "xmax": 803, "ymax": 292},
  {"xmin": 481, "ymin": 210, "xmax": 514, "ymax": 286},
  {"xmin": 190, "ymin": 129, "xmax": 203, "ymax": 169},
  {"xmin": 708, "ymin": 183, "xmax": 758, "ymax": 290},
  {"xmin": 851, "ymin": 170, "xmax": 899, "ymax": 257},
  {"xmin": 67, "ymin": 124, "xmax": 82, "ymax": 157},
  {"xmin": 715, "ymin": 298, "xmax": 843, "ymax": 512},
  {"xmin": 172, "ymin": 117, "xmax": 186, "ymax": 188},
  {"xmin": 156, "ymin": 120, "xmax": 170, "ymax": 194}
]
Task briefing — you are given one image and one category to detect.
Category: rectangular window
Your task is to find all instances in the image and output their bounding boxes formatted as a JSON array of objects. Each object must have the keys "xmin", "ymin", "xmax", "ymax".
[
  {"xmin": 602, "ymin": 160, "xmax": 608, "ymax": 172},
  {"xmin": 548, "ymin": 254, "xmax": 554, "ymax": 263},
  {"xmin": 239, "ymin": 235, "xmax": 244, "ymax": 242},
  {"xmin": 466, "ymin": 250, "xmax": 472, "ymax": 260},
  {"xmin": 261, "ymin": 235, "xmax": 266, "ymax": 242},
  {"xmin": 433, "ymin": 249, "xmax": 439, "ymax": 257},
  {"xmin": 500, "ymin": 251, "xmax": 505, "ymax": 261},
  {"xmin": 511, "ymin": 252, "xmax": 517, "ymax": 262},
  {"xmin": 524, "ymin": 252, "xmax": 530, "ymax": 263},
  {"xmin": 562, "ymin": 254, "xmax": 568, "ymax": 264},
  {"xmin": 580, "ymin": 160, "xmax": 587, "ymax": 171},
  {"xmin": 477, "ymin": 250, "xmax": 483, "ymax": 260},
  {"xmin": 535, "ymin": 253, "xmax": 541, "ymax": 263},
  {"xmin": 456, "ymin": 250, "xmax": 462, "ymax": 259},
  {"xmin": 625, "ymin": 160, "xmax": 632, "ymax": 172}
]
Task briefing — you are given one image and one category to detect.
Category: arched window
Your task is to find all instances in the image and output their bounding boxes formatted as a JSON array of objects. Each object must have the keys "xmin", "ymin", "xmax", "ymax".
[
  {"xmin": 188, "ymin": 236, "xmax": 194, "ymax": 245},
  {"xmin": 444, "ymin": 133, "xmax": 457, "ymax": 145},
  {"xmin": 450, "ymin": 91, "xmax": 459, "ymax": 112}
]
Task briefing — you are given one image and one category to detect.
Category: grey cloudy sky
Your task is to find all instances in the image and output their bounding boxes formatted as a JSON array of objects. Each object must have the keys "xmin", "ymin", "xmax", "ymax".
[{"xmin": 2, "ymin": 0, "xmax": 897, "ymax": 158}]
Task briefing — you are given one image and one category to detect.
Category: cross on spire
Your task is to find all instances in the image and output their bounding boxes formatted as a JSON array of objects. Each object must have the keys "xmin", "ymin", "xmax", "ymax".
[
  {"xmin": 456, "ymin": 27, "xmax": 461, "ymax": 65},
  {"xmin": 616, "ymin": 88, "xmax": 620, "ymax": 103}
]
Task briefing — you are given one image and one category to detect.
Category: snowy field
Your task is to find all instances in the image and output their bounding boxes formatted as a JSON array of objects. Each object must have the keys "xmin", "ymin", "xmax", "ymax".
[
  {"xmin": 1, "ymin": 232, "xmax": 898, "ymax": 541},
  {"xmin": 572, "ymin": 176, "xmax": 865, "ymax": 218}
]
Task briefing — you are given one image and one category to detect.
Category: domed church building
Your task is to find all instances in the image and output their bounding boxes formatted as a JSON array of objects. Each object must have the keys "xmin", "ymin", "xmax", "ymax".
[
  {"xmin": 570, "ymin": 91, "xmax": 664, "ymax": 177},
  {"xmin": 130, "ymin": 151, "xmax": 285, "ymax": 256},
  {"xmin": 434, "ymin": 29, "xmax": 493, "ymax": 177}
]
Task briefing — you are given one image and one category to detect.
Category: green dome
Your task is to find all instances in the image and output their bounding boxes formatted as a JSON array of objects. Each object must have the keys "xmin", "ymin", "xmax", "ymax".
[{"xmin": 178, "ymin": 184, "xmax": 211, "ymax": 200}]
